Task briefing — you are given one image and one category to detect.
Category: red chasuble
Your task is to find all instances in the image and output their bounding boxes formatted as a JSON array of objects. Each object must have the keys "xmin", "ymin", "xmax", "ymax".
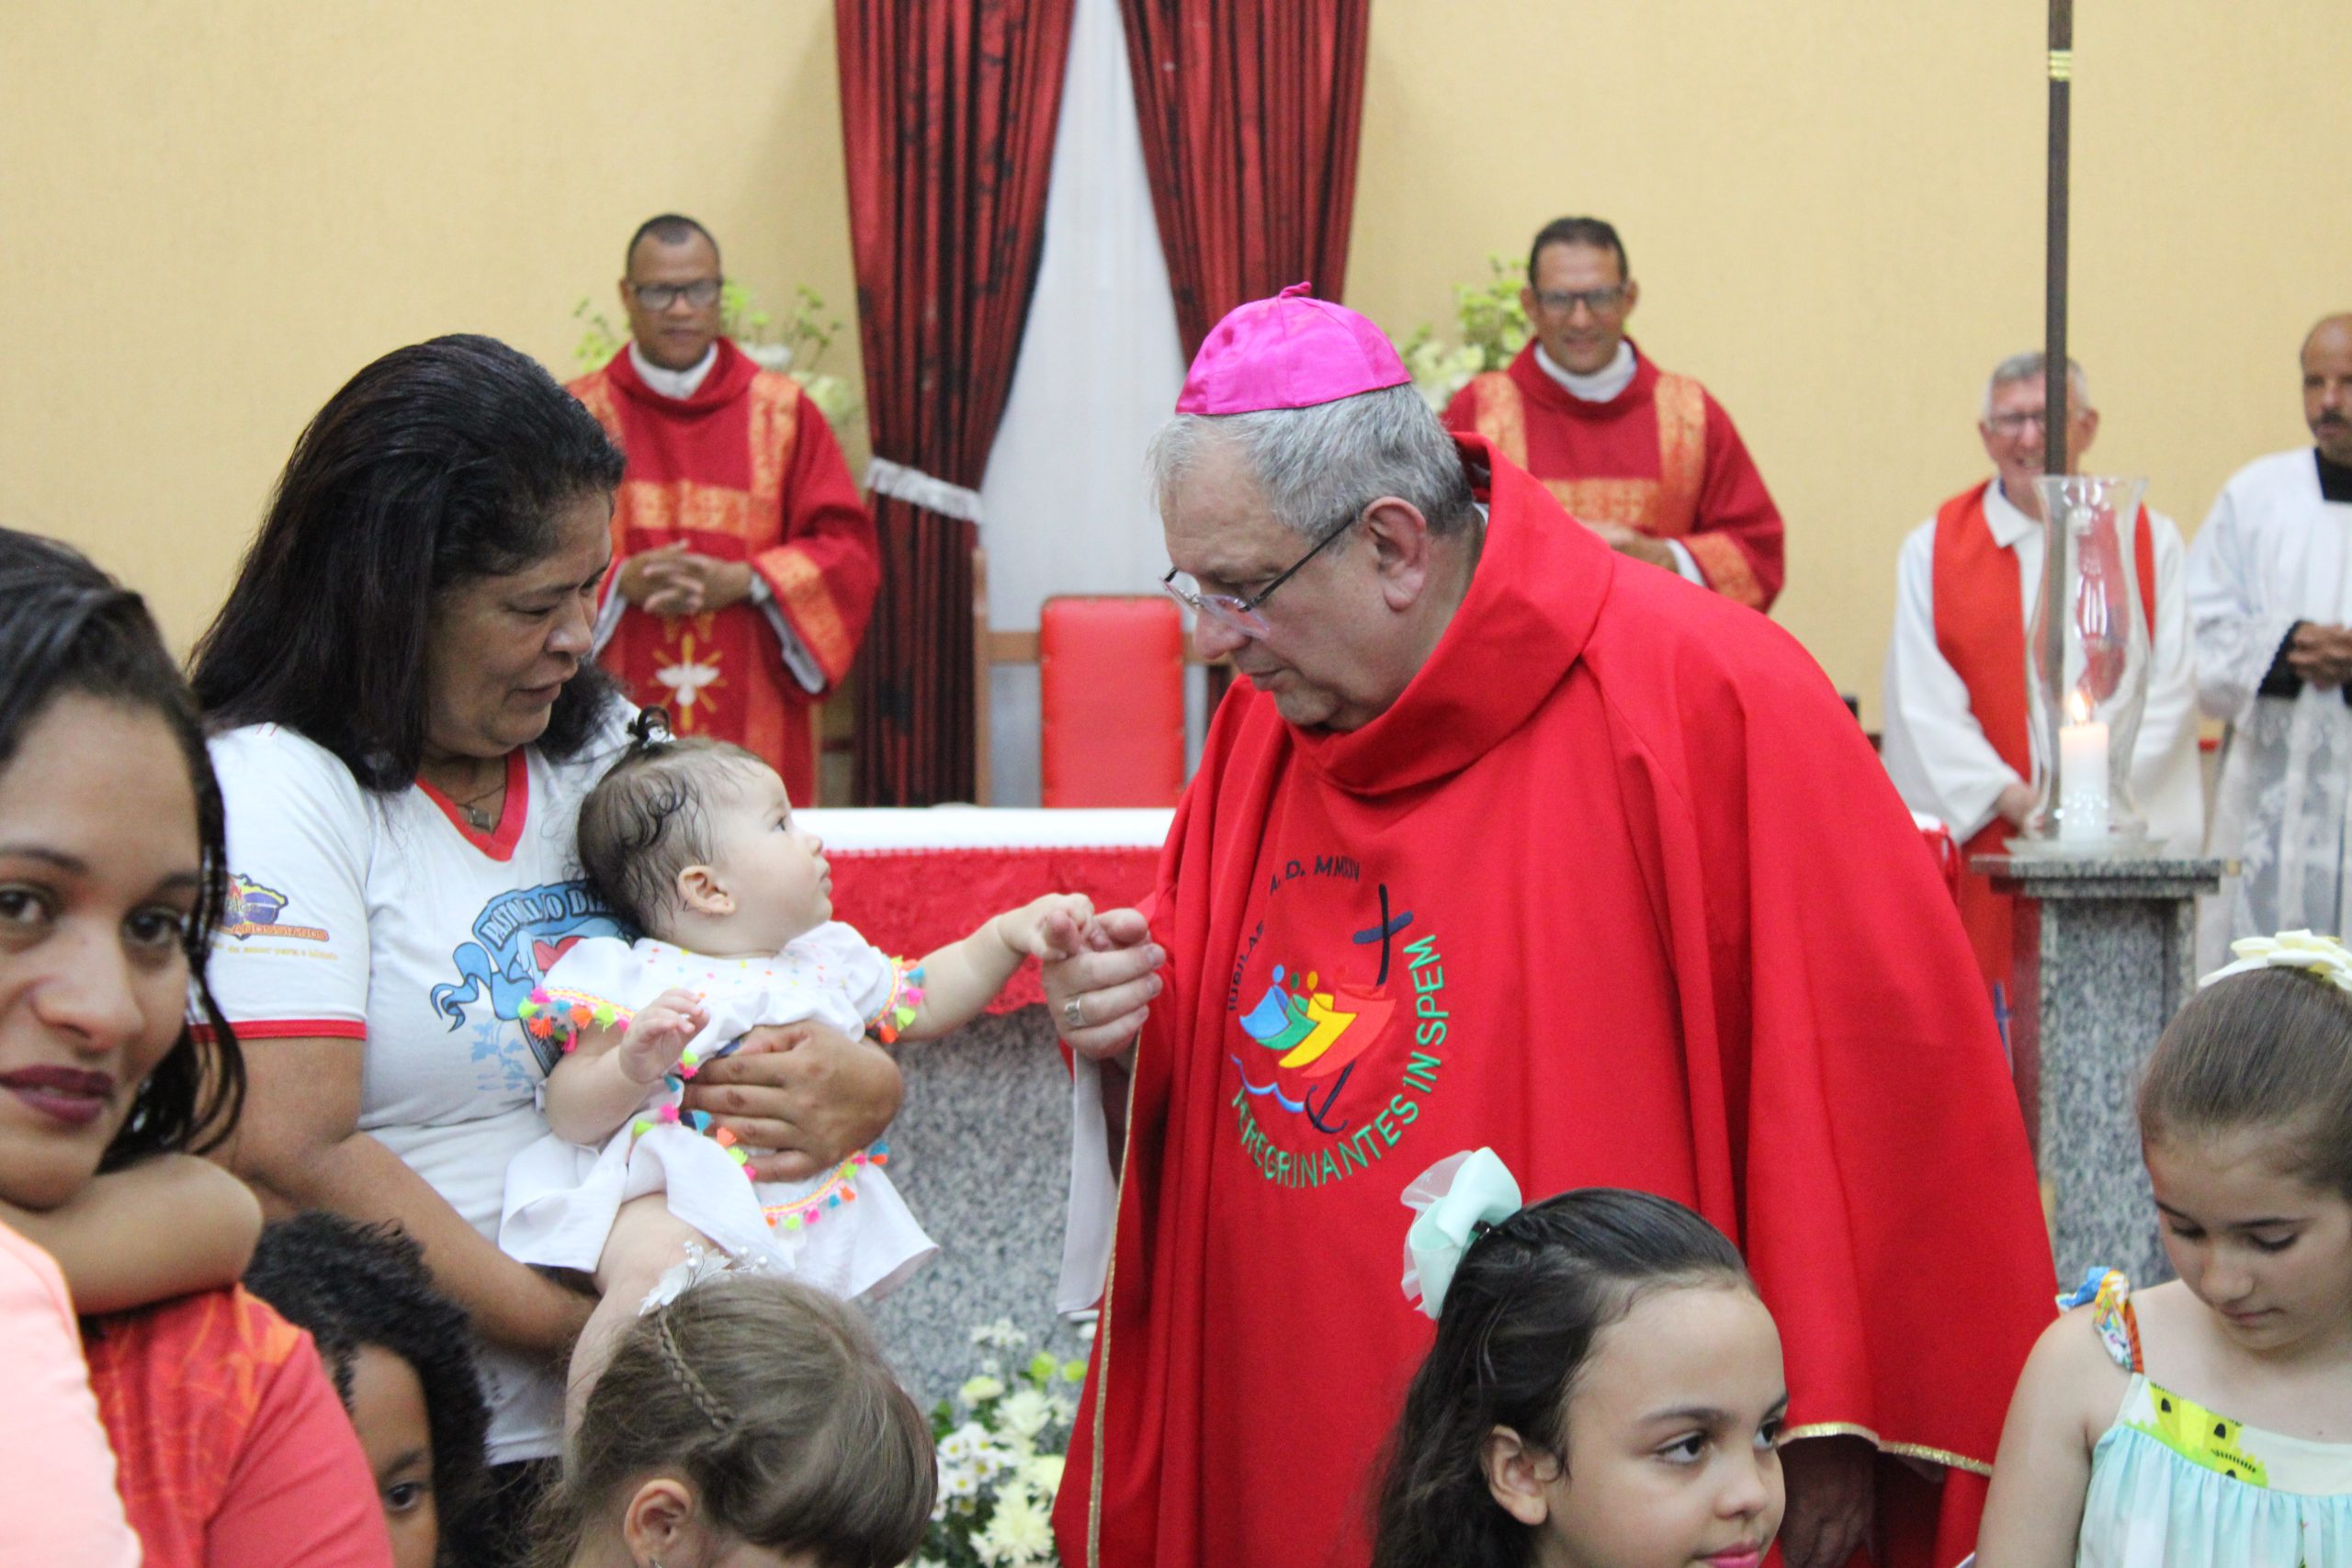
[
  {"xmin": 1930, "ymin": 480, "xmax": 2156, "ymax": 992},
  {"xmin": 1054, "ymin": 437, "xmax": 2053, "ymax": 1568},
  {"xmin": 1442, "ymin": 341, "xmax": 1786, "ymax": 612},
  {"xmin": 570, "ymin": 340, "xmax": 879, "ymax": 802}
]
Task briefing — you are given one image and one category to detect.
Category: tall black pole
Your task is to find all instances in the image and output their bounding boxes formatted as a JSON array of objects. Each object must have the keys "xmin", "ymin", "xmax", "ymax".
[{"xmin": 2041, "ymin": 0, "xmax": 2074, "ymax": 828}]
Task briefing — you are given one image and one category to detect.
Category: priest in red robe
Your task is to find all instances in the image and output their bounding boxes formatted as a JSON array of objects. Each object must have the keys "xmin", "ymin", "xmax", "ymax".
[
  {"xmin": 570, "ymin": 214, "xmax": 878, "ymax": 802},
  {"xmin": 1042, "ymin": 288, "xmax": 2052, "ymax": 1568},
  {"xmin": 1442, "ymin": 216, "xmax": 1786, "ymax": 612}
]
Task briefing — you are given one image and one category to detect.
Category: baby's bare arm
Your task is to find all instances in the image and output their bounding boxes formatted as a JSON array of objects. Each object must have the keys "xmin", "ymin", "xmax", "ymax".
[
  {"xmin": 896, "ymin": 894, "xmax": 1095, "ymax": 1043},
  {"xmin": 543, "ymin": 988, "xmax": 709, "ymax": 1145}
]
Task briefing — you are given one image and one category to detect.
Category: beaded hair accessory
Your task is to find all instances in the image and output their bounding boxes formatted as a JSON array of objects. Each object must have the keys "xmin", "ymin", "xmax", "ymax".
[
  {"xmin": 1398, "ymin": 1147, "xmax": 1524, "ymax": 1320},
  {"xmin": 2200, "ymin": 930, "xmax": 2352, "ymax": 995}
]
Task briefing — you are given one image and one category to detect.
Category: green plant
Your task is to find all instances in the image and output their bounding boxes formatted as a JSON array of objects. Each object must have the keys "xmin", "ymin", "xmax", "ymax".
[{"xmin": 1393, "ymin": 254, "xmax": 1532, "ymax": 411}]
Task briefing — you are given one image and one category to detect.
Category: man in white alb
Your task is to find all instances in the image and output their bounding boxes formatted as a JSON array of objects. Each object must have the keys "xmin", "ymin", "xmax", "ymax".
[
  {"xmin": 2188, "ymin": 312, "xmax": 2352, "ymax": 964},
  {"xmin": 1883, "ymin": 352, "xmax": 2201, "ymax": 998}
]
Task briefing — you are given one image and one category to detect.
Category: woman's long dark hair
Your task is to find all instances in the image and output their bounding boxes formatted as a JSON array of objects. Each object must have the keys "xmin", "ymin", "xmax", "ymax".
[
  {"xmin": 1370, "ymin": 1188, "xmax": 1752, "ymax": 1568},
  {"xmin": 189, "ymin": 333, "xmax": 628, "ymax": 791},
  {"xmin": 0, "ymin": 528, "xmax": 243, "ymax": 1164}
]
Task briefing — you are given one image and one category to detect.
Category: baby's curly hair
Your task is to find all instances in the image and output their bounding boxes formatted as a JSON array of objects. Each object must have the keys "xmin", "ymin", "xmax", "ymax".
[
  {"xmin": 576, "ymin": 708, "xmax": 771, "ymax": 939},
  {"xmin": 243, "ymin": 1213, "xmax": 491, "ymax": 1565}
]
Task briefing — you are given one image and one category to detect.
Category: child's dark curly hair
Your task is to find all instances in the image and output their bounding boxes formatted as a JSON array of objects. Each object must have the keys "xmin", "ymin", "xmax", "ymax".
[
  {"xmin": 243, "ymin": 1213, "xmax": 492, "ymax": 1565},
  {"xmin": 576, "ymin": 706, "xmax": 770, "ymax": 937}
]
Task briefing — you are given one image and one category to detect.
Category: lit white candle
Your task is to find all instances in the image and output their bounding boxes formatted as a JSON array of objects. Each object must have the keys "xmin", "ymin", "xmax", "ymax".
[{"xmin": 2059, "ymin": 692, "xmax": 2110, "ymax": 842}]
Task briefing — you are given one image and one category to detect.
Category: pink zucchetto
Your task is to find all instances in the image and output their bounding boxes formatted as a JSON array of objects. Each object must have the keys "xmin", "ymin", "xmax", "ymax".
[{"xmin": 1174, "ymin": 282, "xmax": 1411, "ymax": 415}]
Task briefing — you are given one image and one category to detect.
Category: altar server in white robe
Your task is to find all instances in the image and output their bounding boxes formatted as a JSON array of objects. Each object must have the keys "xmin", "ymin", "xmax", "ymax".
[
  {"xmin": 2188, "ymin": 313, "xmax": 2352, "ymax": 965},
  {"xmin": 1883, "ymin": 353, "xmax": 2203, "ymax": 995}
]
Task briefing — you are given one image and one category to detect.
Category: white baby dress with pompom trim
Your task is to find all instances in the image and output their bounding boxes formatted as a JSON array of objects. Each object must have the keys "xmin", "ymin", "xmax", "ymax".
[{"xmin": 498, "ymin": 925, "xmax": 935, "ymax": 1302}]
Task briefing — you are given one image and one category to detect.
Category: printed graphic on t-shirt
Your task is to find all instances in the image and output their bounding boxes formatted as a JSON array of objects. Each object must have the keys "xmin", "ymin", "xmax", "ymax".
[
  {"xmin": 222, "ymin": 874, "xmax": 330, "ymax": 943},
  {"xmin": 431, "ymin": 880, "xmax": 623, "ymax": 1075}
]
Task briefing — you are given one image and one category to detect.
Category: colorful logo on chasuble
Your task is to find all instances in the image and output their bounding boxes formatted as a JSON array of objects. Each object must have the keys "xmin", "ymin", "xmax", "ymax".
[{"xmin": 1225, "ymin": 857, "xmax": 1449, "ymax": 1192}]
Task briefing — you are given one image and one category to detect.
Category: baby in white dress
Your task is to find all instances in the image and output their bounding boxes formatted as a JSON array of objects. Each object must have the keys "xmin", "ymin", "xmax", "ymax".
[{"xmin": 497, "ymin": 716, "xmax": 1088, "ymax": 1428}]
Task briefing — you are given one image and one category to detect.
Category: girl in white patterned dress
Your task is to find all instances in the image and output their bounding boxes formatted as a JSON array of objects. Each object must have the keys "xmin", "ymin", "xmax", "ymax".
[{"xmin": 497, "ymin": 714, "xmax": 1088, "ymax": 1428}]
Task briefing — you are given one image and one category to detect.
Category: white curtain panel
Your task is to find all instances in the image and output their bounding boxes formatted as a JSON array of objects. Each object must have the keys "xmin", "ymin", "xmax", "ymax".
[{"xmin": 974, "ymin": 0, "xmax": 1190, "ymax": 806}]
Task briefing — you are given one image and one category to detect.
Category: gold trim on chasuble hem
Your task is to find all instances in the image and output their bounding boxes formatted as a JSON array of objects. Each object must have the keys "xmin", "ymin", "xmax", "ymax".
[
  {"xmin": 1681, "ymin": 532, "xmax": 1768, "ymax": 609},
  {"xmin": 760, "ymin": 548, "xmax": 856, "ymax": 684},
  {"xmin": 1781, "ymin": 1420, "xmax": 1996, "ymax": 1479},
  {"xmin": 1087, "ymin": 1059, "xmax": 1141, "ymax": 1568}
]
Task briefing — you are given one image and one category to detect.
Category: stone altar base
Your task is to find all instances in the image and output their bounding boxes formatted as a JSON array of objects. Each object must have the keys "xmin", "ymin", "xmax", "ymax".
[
  {"xmin": 1976, "ymin": 853, "xmax": 2225, "ymax": 1289},
  {"xmin": 864, "ymin": 1004, "xmax": 1091, "ymax": 1404}
]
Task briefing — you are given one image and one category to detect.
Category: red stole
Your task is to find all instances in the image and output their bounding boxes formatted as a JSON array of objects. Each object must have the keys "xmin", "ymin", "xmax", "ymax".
[
  {"xmin": 1056, "ymin": 437, "xmax": 2054, "ymax": 1568},
  {"xmin": 570, "ymin": 340, "xmax": 878, "ymax": 803},
  {"xmin": 1931, "ymin": 481, "xmax": 2157, "ymax": 991}
]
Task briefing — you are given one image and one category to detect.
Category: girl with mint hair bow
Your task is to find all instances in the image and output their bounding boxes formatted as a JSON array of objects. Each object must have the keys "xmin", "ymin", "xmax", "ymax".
[{"xmin": 1374, "ymin": 1150, "xmax": 1789, "ymax": 1568}]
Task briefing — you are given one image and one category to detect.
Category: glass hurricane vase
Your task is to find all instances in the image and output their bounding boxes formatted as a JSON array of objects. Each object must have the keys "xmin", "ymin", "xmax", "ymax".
[{"xmin": 2021, "ymin": 474, "xmax": 2154, "ymax": 850}]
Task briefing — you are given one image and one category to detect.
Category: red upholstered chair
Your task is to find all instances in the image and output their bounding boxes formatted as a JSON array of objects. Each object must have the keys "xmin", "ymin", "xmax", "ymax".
[{"xmin": 1036, "ymin": 595, "xmax": 1186, "ymax": 807}]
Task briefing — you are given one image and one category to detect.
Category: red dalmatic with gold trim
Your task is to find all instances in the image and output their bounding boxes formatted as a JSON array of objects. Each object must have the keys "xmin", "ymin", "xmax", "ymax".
[
  {"xmin": 571, "ymin": 339, "xmax": 879, "ymax": 802},
  {"xmin": 1442, "ymin": 340, "xmax": 1786, "ymax": 611}
]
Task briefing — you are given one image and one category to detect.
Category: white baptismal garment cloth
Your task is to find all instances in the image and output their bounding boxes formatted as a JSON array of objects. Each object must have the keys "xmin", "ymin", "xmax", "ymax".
[{"xmin": 499, "ymin": 924, "xmax": 935, "ymax": 1302}]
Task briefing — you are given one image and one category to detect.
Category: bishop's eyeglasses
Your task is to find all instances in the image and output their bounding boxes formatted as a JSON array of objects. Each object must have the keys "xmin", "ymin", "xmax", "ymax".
[{"xmin": 1161, "ymin": 505, "xmax": 1363, "ymax": 640}]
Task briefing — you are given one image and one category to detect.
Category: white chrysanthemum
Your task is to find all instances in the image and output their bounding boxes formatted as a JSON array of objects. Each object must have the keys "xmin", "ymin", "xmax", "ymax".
[
  {"xmin": 1023, "ymin": 1452, "xmax": 1067, "ymax": 1495},
  {"xmin": 975, "ymin": 1487, "xmax": 1055, "ymax": 1564},
  {"xmin": 2204, "ymin": 930, "xmax": 2352, "ymax": 994},
  {"xmin": 960, "ymin": 1374, "xmax": 1007, "ymax": 1404},
  {"xmin": 999, "ymin": 1387, "xmax": 1055, "ymax": 1438},
  {"xmin": 969, "ymin": 1317, "xmax": 1030, "ymax": 1350}
]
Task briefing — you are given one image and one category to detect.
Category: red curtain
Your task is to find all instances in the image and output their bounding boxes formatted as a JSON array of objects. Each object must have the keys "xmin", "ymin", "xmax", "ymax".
[
  {"xmin": 836, "ymin": 0, "xmax": 1076, "ymax": 805},
  {"xmin": 1117, "ymin": 0, "xmax": 1374, "ymax": 356}
]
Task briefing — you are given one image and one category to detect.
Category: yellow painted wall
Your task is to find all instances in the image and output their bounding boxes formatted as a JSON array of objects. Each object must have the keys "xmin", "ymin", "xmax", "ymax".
[
  {"xmin": 1349, "ymin": 1, "xmax": 2352, "ymax": 724},
  {"xmin": 5, "ymin": 2, "xmax": 2347, "ymax": 729},
  {"xmin": 0, "ymin": 1, "xmax": 862, "ymax": 653}
]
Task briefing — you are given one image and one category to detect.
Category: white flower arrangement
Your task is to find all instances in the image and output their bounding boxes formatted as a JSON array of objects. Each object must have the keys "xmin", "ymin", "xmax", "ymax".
[
  {"xmin": 911, "ymin": 1319, "xmax": 1087, "ymax": 1568},
  {"xmin": 2201, "ymin": 930, "xmax": 2352, "ymax": 994}
]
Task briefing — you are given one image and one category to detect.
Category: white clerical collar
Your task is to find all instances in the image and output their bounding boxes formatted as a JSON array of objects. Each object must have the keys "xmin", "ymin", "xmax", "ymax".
[
  {"xmin": 628, "ymin": 341, "xmax": 718, "ymax": 400},
  {"xmin": 1984, "ymin": 477, "xmax": 2041, "ymax": 547},
  {"xmin": 1533, "ymin": 339, "xmax": 1637, "ymax": 403}
]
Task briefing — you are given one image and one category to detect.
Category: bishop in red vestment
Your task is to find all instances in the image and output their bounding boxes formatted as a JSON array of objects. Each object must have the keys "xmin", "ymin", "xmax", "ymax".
[
  {"xmin": 1441, "ymin": 218, "xmax": 1785, "ymax": 612},
  {"xmin": 1046, "ymin": 289, "xmax": 2052, "ymax": 1568},
  {"xmin": 570, "ymin": 216, "xmax": 879, "ymax": 802}
]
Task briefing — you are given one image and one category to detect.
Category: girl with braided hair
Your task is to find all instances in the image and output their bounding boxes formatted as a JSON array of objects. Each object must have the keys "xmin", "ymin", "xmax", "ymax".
[{"xmin": 527, "ymin": 1271, "xmax": 933, "ymax": 1568}]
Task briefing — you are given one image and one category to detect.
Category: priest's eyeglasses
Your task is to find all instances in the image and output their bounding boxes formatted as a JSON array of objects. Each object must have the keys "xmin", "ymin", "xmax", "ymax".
[
  {"xmin": 1532, "ymin": 285, "xmax": 1628, "ymax": 316},
  {"xmin": 1161, "ymin": 507, "xmax": 1363, "ymax": 640},
  {"xmin": 631, "ymin": 277, "xmax": 724, "ymax": 310}
]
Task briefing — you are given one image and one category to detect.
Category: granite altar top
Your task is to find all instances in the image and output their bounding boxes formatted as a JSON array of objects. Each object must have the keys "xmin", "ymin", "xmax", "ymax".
[{"xmin": 1971, "ymin": 852, "xmax": 2231, "ymax": 896}]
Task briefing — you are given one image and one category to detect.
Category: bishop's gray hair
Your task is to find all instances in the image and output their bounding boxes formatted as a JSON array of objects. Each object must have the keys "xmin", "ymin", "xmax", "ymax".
[
  {"xmin": 1984, "ymin": 351, "xmax": 2090, "ymax": 421},
  {"xmin": 1147, "ymin": 384, "xmax": 1481, "ymax": 539}
]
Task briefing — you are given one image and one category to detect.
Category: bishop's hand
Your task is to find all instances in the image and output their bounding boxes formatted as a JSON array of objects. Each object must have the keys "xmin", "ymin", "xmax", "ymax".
[
  {"xmin": 1040, "ymin": 906, "xmax": 1163, "ymax": 1062},
  {"xmin": 1777, "ymin": 1434, "xmax": 1876, "ymax": 1568}
]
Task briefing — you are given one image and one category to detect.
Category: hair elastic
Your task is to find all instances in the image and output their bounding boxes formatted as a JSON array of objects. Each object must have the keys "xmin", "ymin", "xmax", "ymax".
[
  {"xmin": 1398, "ymin": 1147, "xmax": 1524, "ymax": 1319},
  {"xmin": 628, "ymin": 705, "xmax": 675, "ymax": 751}
]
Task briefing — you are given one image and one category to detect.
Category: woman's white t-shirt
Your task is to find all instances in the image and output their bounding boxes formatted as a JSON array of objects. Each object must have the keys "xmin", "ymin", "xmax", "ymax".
[{"xmin": 207, "ymin": 716, "xmax": 631, "ymax": 1463}]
